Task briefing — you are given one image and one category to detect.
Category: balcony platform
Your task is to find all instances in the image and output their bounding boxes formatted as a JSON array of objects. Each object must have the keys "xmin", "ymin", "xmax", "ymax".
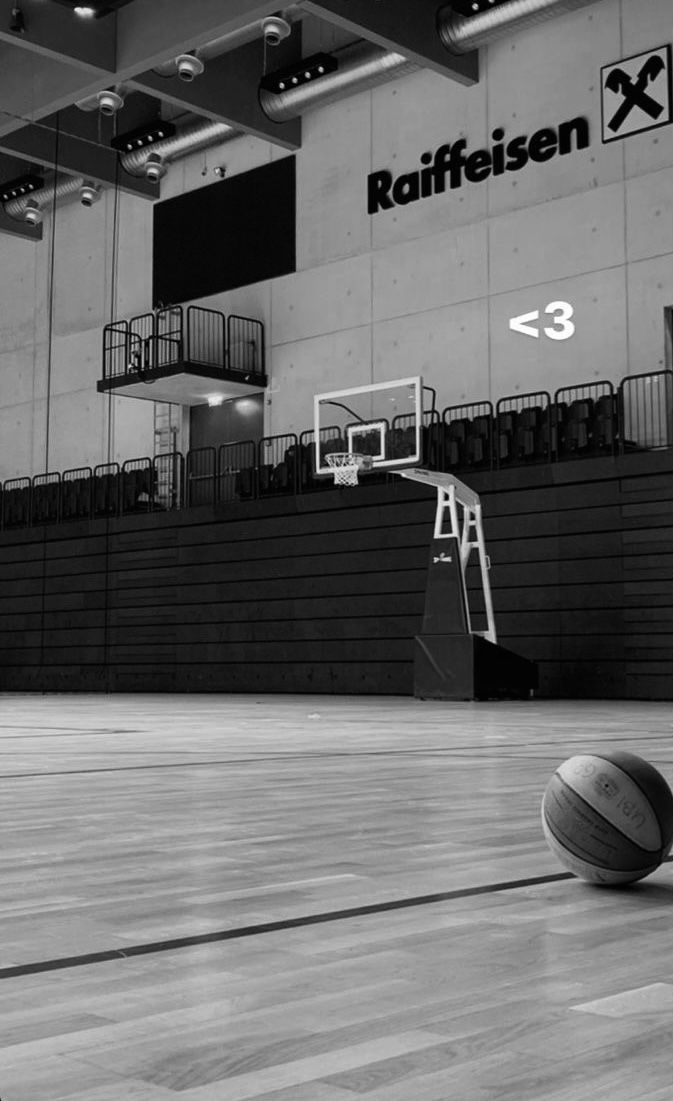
[
  {"xmin": 99, "ymin": 304, "xmax": 266, "ymax": 407},
  {"xmin": 97, "ymin": 360, "xmax": 267, "ymax": 405}
]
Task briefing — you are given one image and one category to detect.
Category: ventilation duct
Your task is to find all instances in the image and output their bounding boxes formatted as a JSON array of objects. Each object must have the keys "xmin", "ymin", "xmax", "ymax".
[
  {"xmin": 4, "ymin": 173, "xmax": 84, "ymax": 220},
  {"xmin": 438, "ymin": 0, "xmax": 602, "ymax": 53},
  {"xmin": 260, "ymin": 40, "xmax": 418, "ymax": 123},
  {"xmin": 119, "ymin": 119, "xmax": 237, "ymax": 176}
]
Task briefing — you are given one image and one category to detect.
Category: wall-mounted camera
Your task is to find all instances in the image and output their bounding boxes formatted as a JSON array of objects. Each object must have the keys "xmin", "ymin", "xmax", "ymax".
[
  {"xmin": 261, "ymin": 16, "xmax": 291, "ymax": 46},
  {"xmin": 176, "ymin": 54, "xmax": 205, "ymax": 82}
]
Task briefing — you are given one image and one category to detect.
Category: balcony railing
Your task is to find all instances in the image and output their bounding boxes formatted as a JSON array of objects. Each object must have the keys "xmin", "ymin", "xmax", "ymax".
[{"xmin": 101, "ymin": 305, "xmax": 265, "ymax": 383}]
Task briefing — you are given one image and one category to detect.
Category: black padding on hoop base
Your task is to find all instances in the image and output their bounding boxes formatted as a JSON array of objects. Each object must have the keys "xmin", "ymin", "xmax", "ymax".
[{"xmin": 414, "ymin": 634, "xmax": 538, "ymax": 701}]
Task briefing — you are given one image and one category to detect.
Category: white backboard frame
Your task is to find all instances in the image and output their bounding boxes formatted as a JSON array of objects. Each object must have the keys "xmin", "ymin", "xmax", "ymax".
[{"xmin": 313, "ymin": 376, "xmax": 423, "ymax": 476}]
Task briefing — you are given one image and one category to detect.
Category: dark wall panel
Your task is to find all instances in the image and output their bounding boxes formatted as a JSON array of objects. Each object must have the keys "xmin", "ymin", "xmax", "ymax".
[
  {"xmin": 0, "ymin": 451, "xmax": 672, "ymax": 698},
  {"xmin": 153, "ymin": 157, "xmax": 295, "ymax": 306}
]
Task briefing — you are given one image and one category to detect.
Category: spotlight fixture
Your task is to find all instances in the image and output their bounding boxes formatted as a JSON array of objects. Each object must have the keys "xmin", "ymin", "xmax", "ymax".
[
  {"xmin": 97, "ymin": 89, "xmax": 124, "ymax": 116},
  {"xmin": 0, "ymin": 174, "xmax": 44, "ymax": 204},
  {"xmin": 49, "ymin": 0, "xmax": 135, "ymax": 17},
  {"xmin": 259, "ymin": 52, "xmax": 338, "ymax": 95},
  {"xmin": 9, "ymin": 5, "xmax": 25, "ymax": 33},
  {"xmin": 206, "ymin": 395, "xmax": 225, "ymax": 408},
  {"xmin": 111, "ymin": 120, "xmax": 176, "ymax": 153},
  {"xmin": 176, "ymin": 54, "xmax": 205, "ymax": 82},
  {"xmin": 261, "ymin": 16, "xmax": 291, "ymax": 46},
  {"xmin": 449, "ymin": 0, "xmax": 503, "ymax": 14},
  {"xmin": 23, "ymin": 200, "xmax": 43, "ymax": 226},
  {"xmin": 144, "ymin": 152, "xmax": 167, "ymax": 182},
  {"xmin": 79, "ymin": 181, "xmax": 101, "ymax": 207}
]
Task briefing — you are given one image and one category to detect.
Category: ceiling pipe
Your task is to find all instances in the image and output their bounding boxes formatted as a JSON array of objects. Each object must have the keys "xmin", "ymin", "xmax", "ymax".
[
  {"xmin": 437, "ymin": 0, "xmax": 603, "ymax": 53},
  {"xmin": 119, "ymin": 118, "xmax": 237, "ymax": 176},
  {"xmin": 260, "ymin": 39, "xmax": 418, "ymax": 123},
  {"xmin": 4, "ymin": 173, "xmax": 84, "ymax": 220}
]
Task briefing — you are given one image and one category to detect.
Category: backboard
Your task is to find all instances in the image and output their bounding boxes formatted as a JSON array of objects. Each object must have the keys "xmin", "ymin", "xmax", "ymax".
[{"xmin": 313, "ymin": 376, "xmax": 423, "ymax": 476}]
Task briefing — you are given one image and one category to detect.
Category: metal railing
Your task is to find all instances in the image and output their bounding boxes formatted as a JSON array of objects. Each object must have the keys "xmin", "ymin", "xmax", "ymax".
[
  {"xmin": 62, "ymin": 467, "xmax": 93, "ymax": 522},
  {"xmin": 31, "ymin": 473, "xmax": 61, "ymax": 525},
  {"xmin": 102, "ymin": 306, "xmax": 266, "ymax": 382},
  {"xmin": 228, "ymin": 315, "xmax": 264, "ymax": 374},
  {"xmin": 442, "ymin": 401, "xmax": 495, "ymax": 471},
  {"xmin": 187, "ymin": 306, "xmax": 225, "ymax": 367},
  {"xmin": 186, "ymin": 446, "xmax": 217, "ymax": 508},
  {"xmin": 3, "ymin": 369, "xmax": 673, "ymax": 532},
  {"xmin": 618, "ymin": 370, "xmax": 673, "ymax": 450},
  {"xmin": 217, "ymin": 440, "xmax": 256, "ymax": 503},
  {"xmin": 496, "ymin": 391, "xmax": 552, "ymax": 467}
]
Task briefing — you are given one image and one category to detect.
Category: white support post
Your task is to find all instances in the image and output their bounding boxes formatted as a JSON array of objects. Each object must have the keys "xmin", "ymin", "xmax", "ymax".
[{"xmin": 398, "ymin": 468, "xmax": 497, "ymax": 645}]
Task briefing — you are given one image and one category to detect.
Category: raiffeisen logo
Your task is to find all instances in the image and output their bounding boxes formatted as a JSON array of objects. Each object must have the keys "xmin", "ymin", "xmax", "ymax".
[{"xmin": 367, "ymin": 117, "xmax": 591, "ymax": 214}]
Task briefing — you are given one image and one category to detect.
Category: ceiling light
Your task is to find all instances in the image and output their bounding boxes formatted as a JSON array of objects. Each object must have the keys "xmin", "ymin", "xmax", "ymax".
[
  {"xmin": 144, "ymin": 153, "xmax": 167, "ymax": 182},
  {"xmin": 24, "ymin": 200, "xmax": 43, "ymax": 226},
  {"xmin": 207, "ymin": 395, "xmax": 225, "ymax": 407},
  {"xmin": 111, "ymin": 121, "xmax": 176, "ymax": 153},
  {"xmin": 74, "ymin": 5, "xmax": 96, "ymax": 16},
  {"xmin": 0, "ymin": 174, "xmax": 44, "ymax": 204},
  {"xmin": 450, "ymin": 0, "xmax": 510, "ymax": 13},
  {"xmin": 260, "ymin": 52, "xmax": 338, "ymax": 95}
]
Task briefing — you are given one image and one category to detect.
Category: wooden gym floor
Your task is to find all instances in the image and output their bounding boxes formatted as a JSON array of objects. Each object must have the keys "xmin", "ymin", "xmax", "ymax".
[{"xmin": 0, "ymin": 694, "xmax": 672, "ymax": 1100}]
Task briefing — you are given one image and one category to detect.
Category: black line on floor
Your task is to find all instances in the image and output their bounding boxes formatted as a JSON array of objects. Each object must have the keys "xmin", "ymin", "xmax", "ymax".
[{"xmin": 0, "ymin": 871, "xmax": 577, "ymax": 980}]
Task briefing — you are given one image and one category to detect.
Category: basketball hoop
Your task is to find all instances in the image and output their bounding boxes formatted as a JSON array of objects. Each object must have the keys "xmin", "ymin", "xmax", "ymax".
[{"xmin": 325, "ymin": 452, "xmax": 373, "ymax": 486}]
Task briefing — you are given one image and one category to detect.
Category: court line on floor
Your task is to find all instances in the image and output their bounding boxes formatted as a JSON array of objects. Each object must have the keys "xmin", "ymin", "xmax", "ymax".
[
  {"xmin": 1, "ymin": 735, "xmax": 673, "ymax": 779},
  {"xmin": 0, "ymin": 870, "xmax": 586, "ymax": 980}
]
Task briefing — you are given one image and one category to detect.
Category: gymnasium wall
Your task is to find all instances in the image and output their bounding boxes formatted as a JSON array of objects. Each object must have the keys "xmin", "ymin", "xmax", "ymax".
[
  {"xmin": 0, "ymin": 0, "xmax": 671, "ymax": 481},
  {"xmin": 0, "ymin": 451, "xmax": 671, "ymax": 699}
]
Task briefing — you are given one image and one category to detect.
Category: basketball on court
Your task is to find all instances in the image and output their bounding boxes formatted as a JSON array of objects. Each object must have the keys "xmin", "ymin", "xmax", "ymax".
[{"xmin": 542, "ymin": 751, "xmax": 673, "ymax": 885}]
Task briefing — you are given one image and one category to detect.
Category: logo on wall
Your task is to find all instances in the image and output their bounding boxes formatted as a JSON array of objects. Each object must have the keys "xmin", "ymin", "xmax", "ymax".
[
  {"xmin": 601, "ymin": 45, "xmax": 672, "ymax": 142},
  {"xmin": 366, "ymin": 117, "xmax": 590, "ymax": 215}
]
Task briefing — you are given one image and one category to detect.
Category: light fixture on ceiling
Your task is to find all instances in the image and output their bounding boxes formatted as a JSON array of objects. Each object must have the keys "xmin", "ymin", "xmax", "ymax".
[
  {"xmin": 111, "ymin": 120, "xmax": 176, "ymax": 152},
  {"xmin": 144, "ymin": 153, "xmax": 167, "ymax": 182},
  {"xmin": 9, "ymin": 5, "xmax": 25, "ymax": 32},
  {"xmin": 0, "ymin": 174, "xmax": 44, "ymax": 203},
  {"xmin": 23, "ymin": 200, "xmax": 43, "ymax": 226},
  {"xmin": 207, "ymin": 395, "xmax": 225, "ymax": 407},
  {"xmin": 261, "ymin": 16, "xmax": 291, "ymax": 46},
  {"xmin": 450, "ymin": 0, "xmax": 501, "ymax": 13},
  {"xmin": 259, "ymin": 51, "xmax": 338, "ymax": 94},
  {"xmin": 176, "ymin": 54, "xmax": 205, "ymax": 82},
  {"xmin": 97, "ymin": 89, "xmax": 125, "ymax": 116},
  {"xmin": 79, "ymin": 181, "xmax": 101, "ymax": 207},
  {"xmin": 50, "ymin": 0, "xmax": 136, "ymax": 16}
]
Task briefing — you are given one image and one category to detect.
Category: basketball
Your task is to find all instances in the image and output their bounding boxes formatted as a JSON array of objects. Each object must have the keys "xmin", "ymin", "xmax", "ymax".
[{"xmin": 542, "ymin": 751, "xmax": 673, "ymax": 885}]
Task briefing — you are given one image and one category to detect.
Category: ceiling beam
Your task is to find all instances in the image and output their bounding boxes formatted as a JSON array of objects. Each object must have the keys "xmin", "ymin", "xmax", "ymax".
[
  {"xmin": 297, "ymin": 0, "xmax": 478, "ymax": 84},
  {"xmin": 128, "ymin": 39, "xmax": 301, "ymax": 151},
  {"xmin": 0, "ymin": 46, "xmax": 114, "ymax": 137},
  {"xmin": 0, "ymin": 206, "xmax": 42, "ymax": 241},
  {"xmin": 114, "ymin": 0, "xmax": 279, "ymax": 77},
  {"xmin": 0, "ymin": 124, "xmax": 159, "ymax": 198},
  {"xmin": 0, "ymin": 0, "xmax": 115, "ymax": 74}
]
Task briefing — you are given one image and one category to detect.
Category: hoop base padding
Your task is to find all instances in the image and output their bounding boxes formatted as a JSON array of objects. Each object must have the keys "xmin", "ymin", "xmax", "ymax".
[{"xmin": 414, "ymin": 634, "xmax": 538, "ymax": 701}]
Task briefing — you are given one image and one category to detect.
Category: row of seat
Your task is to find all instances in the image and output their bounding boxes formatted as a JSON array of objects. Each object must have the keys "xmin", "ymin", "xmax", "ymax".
[{"xmin": 1, "ymin": 382, "xmax": 669, "ymax": 530}]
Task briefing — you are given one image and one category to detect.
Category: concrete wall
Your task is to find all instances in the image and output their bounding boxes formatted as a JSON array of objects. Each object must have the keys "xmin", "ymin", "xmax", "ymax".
[{"xmin": 0, "ymin": 0, "xmax": 671, "ymax": 479}]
